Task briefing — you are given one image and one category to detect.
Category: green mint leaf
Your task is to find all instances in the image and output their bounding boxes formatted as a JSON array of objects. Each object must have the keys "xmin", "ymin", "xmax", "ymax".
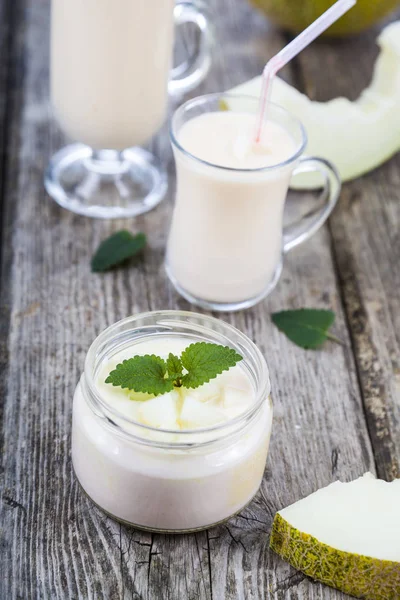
[
  {"xmin": 180, "ymin": 342, "xmax": 243, "ymax": 389},
  {"xmin": 166, "ymin": 353, "xmax": 183, "ymax": 381},
  {"xmin": 105, "ymin": 343, "xmax": 244, "ymax": 396},
  {"xmin": 105, "ymin": 355, "xmax": 174, "ymax": 396},
  {"xmin": 91, "ymin": 231, "xmax": 146, "ymax": 272},
  {"xmin": 271, "ymin": 308, "xmax": 342, "ymax": 349}
]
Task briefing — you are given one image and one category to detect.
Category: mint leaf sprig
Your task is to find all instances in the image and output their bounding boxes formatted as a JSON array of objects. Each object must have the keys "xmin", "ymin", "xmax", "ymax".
[
  {"xmin": 271, "ymin": 308, "xmax": 343, "ymax": 349},
  {"xmin": 105, "ymin": 342, "xmax": 243, "ymax": 396},
  {"xmin": 91, "ymin": 231, "xmax": 146, "ymax": 273}
]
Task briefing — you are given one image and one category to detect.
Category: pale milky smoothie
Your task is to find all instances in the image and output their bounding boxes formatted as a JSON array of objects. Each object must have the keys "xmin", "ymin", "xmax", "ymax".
[
  {"xmin": 72, "ymin": 335, "xmax": 272, "ymax": 531},
  {"xmin": 51, "ymin": 0, "xmax": 175, "ymax": 150},
  {"xmin": 167, "ymin": 111, "xmax": 297, "ymax": 304}
]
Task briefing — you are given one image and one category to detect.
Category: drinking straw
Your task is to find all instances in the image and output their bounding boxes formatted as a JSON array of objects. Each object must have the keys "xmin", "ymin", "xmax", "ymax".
[{"xmin": 255, "ymin": 0, "xmax": 357, "ymax": 143}]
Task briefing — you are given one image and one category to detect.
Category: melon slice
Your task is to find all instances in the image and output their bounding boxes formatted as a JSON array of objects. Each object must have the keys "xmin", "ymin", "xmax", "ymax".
[
  {"xmin": 225, "ymin": 21, "xmax": 400, "ymax": 187},
  {"xmin": 127, "ymin": 390, "xmax": 155, "ymax": 402},
  {"xmin": 188, "ymin": 379, "xmax": 221, "ymax": 403},
  {"xmin": 137, "ymin": 391, "xmax": 180, "ymax": 429},
  {"xmin": 270, "ymin": 472, "xmax": 400, "ymax": 599},
  {"xmin": 180, "ymin": 395, "xmax": 226, "ymax": 428}
]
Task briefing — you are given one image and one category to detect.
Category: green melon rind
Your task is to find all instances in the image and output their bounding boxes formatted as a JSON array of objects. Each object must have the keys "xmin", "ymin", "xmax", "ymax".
[
  {"xmin": 249, "ymin": 0, "xmax": 400, "ymax": 37},
  {"xmin": 270, "ymin": 513, "xmax": 400, "ymax": 599}
]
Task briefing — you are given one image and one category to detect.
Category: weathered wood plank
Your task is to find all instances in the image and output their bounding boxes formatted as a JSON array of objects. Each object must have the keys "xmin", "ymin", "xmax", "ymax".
[
  {"xmin": 0, "ymin": 0, "xmax": 10, "ymax": 188},
  {"xmin": 296, "ymin": 24, "xmax": 400, "ymax": 481},
  {"xmin": 0, "ymin": 0, "xmax": 387, "ymax": 599},
  {"xmin": 1, "ymin": 0, "xmax": 32, "ymax": 593},
  {"xmin": 199, "ymin": 2, "xmax": 375, "ymax": 598},
  {"xmin": 0, "ymin": 1, "xmax": 211, "ymax": 598}
]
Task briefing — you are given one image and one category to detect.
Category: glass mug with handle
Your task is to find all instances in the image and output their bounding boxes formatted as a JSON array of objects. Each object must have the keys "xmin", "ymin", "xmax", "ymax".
[
  {"xmin": 166, "ymin": 93, "xmax": 341, "ymax": 312},
  {"xmin": 45, "ymin": 0, "xmax": 213, "ymax": 219}
]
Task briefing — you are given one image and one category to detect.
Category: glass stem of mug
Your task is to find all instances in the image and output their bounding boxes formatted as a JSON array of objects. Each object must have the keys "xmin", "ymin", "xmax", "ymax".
[{"xmin": 85, "ymin": 149, "xmax": 130, "ymax": 176}]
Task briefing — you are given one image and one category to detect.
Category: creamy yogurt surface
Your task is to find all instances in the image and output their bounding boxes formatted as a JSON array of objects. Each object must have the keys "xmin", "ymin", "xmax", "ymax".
[{"xmin": 95, "ymin": 336, "xmax": 255, "ymax": 431}]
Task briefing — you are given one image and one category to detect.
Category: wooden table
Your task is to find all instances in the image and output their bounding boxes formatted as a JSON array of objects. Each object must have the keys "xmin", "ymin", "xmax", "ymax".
[{"xmin": 1, "ymin": 1, "xmax": 399, "ymax": 598}]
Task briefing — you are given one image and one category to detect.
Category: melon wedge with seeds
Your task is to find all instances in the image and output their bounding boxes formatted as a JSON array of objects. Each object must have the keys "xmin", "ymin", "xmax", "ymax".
[{"xmin": 270, "ymin": 472, "xmax": 400, "ymax": 599}]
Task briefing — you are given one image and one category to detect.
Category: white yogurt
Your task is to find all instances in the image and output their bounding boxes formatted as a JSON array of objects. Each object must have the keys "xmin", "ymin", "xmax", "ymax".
[{"xmin": 72, "ymin": 313, "xmax": 272, "ymax": 532}]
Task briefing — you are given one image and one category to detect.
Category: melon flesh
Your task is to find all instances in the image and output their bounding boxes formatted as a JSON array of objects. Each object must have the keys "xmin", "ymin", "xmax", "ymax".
[
  {"xmin": 179, "ymin": 395, "xmax": 226, "ymax": 428},
  {"xmin": 137, "ymin": 391, "xmax": 180, "ymax": 429},
  {"xmin": 225, "ymin": 21, "xmax": 400, "ymax": 188},
  {"xmin": 270, "ymin": 472, "xmax": 400, "ymax": 599},
  {"xmin": 187, "ymin": 379, "xmax": 221, "ymax": 403}
]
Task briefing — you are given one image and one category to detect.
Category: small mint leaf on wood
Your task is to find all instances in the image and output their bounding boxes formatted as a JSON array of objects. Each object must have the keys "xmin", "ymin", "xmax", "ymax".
[
  {"xmin": 271, "ymin": 308, "xmax": 342, "ymax": 349},
  {"xmin": 180, "ymin": 342, "xmax": 243, "ymax": 389},
  {"xmin": 91, "ymin": 231, "xmax": 146, "ymax": 272},
  {"xmin": 105, "ymin": 355, "xmax": 174, "ymax": 396}
]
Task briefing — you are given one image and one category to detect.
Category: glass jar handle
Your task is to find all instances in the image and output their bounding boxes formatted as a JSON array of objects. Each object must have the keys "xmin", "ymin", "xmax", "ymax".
[
  {"xmin": 169, "ymin": 1, "xmax": 214, "ymax": 96},
  {"xmin": 283, "ymin": 156, "xmax": 341, "ymax": 253}
]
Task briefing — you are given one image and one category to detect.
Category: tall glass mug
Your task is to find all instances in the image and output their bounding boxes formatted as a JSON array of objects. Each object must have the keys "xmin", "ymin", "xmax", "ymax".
[
  {"xmin": 45, "ymin": 0, "xmax": 213, "ymax": 218},
  {"xmin": 166, "ymin": 94, "xmax": 341, "ymax": 312}
]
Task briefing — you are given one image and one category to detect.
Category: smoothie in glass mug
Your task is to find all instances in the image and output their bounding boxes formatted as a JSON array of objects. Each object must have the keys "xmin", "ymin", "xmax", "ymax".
[
  {"xmin": 46, "ymin": 0, "xmax": 213, "ymax": 218},
  {"xmin": 166, "ymin": 94, "xmax": 341, "ymax": 311}
]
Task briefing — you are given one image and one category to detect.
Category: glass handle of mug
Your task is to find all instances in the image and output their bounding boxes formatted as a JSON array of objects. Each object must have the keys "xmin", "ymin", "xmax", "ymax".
[
  {"xmin": 283, "ymin": 156, "xmax": 341, "ymax": 253},
  {"xmin": 169, "ymin": 1, "xmax": 214, "ymax": 96}
]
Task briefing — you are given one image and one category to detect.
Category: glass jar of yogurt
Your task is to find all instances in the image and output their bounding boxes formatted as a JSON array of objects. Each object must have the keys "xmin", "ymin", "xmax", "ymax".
[{"xmin": 72, "ymin": 311, "xmax": 272, "ymax": 533}]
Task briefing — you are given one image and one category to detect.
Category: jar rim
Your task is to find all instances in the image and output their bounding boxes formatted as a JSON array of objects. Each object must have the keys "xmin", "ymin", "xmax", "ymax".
[{"xmin": 83, "ymin": 310, "xmax": 271, "ymax": 443}]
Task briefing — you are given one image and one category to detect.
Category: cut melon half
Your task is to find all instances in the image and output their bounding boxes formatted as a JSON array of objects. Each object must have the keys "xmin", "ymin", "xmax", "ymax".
[
  {"xmin": 270, "ymin": 472, "xmax": 400, "ymax": 599},
  {"xmin": 225, "ymin": 21, "xmax": 400, "ymax": 188}
]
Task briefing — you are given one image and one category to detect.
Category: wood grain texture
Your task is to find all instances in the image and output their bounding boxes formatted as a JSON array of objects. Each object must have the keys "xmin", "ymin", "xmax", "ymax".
[
  {"xmin": 296, "ymin": 24, "xmax": 400, "ymax": 481},
  {"xmin": 0, "ymin": 0, "xmax": 396, "ymax": 599},
  {"xmin": 0, "ymin": 0, "xmax": 10, "ymax": 186}
]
